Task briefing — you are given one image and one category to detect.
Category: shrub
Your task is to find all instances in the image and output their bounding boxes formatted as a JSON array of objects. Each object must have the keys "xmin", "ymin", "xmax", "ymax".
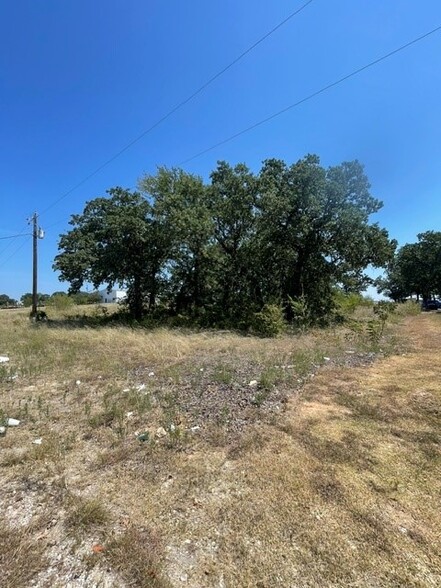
[{"xmin": 253, "ymin": 304, "xmax": 286, "ymax": 337}]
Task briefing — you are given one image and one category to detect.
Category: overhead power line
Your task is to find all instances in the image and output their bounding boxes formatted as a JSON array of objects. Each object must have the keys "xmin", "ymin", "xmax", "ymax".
[
  {"xmin": 0, "ymin": 232, "xmax": 30, "ymax": 240},
  {"xmin": 39, "ymin": 0, "xmax": 314, "ymax": 217},
  {"xmin": 181, "ymin": 23, "xmax": 441, "ymax": 164}
]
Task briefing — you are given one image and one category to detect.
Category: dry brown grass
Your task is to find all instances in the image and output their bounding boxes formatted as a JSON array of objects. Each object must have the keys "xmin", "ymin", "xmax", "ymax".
[{"xmin": 0, "ymin": 306, "xmax": 439, "ymax": 586}]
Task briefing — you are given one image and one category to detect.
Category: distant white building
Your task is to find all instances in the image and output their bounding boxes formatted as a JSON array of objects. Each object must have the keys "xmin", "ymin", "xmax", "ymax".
[{"xmin": 99, "ymin": 289, "xmax": 127, "ymax": 304}]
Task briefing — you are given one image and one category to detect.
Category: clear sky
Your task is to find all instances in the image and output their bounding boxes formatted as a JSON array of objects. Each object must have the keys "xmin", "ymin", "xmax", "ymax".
[{"xmin": 1, "ymin": 0, "xmax": 441, "ymax": 300}]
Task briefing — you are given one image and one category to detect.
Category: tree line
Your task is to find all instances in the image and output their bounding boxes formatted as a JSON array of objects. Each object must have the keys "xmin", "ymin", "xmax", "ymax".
[
  {"xmin": 54, "ymin": 155, "xmax": 396, "ymax": 327},
  {"xmin": 377, "ymin": 231, "xmax": 441, "ymax": 302}
]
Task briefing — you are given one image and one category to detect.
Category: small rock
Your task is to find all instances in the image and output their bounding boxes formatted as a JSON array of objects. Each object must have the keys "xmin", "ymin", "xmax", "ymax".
[
  {"xmin": 155, "ymin": 427, "xmax": 167, "ymax": 438},
  {"xmin": 75, "ymin": 380, "xmax": 81, "ymax": 386},
  {"xmin": 7, "ymin": 418, "xmax": 20, "ymax": 426},
  {"xmin": 126, "ymin": 411, "xmax": 134, "ymax": 418},
  {"xmin": 0, "ymin": 356, "xmax": 9, "ymax": 363},
  {"xmin": 32, "ymin": 438, "xmax": 43, "ymax": 445},
  {"xmin": 248, "ymin": 380, "xmax": 258, "ymax": 387}
]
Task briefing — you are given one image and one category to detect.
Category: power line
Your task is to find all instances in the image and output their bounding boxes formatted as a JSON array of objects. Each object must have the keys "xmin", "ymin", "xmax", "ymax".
[
  {"xmin": 39, "ymin": 0, "xmax": 314, "ymax": 217},
  {"xmin": 43, "ymin": 21, "xmax": 441, "ymax": 233},
  {"xmin": 0, "ymin": 232, "xmax": 30, "ymax": 240},
  {"xmin": 181, "ymin": 23, "xmax": 441, "ymax": 164},
  {"xmin": 0, "ymin": 236, "xmax": 31, "ymax": 270}
]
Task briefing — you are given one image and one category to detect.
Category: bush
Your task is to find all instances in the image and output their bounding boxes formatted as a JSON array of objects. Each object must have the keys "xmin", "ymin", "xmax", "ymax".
[{"xmin": 253, "ymin": 304, "xmax": 286, "ymax": 337}]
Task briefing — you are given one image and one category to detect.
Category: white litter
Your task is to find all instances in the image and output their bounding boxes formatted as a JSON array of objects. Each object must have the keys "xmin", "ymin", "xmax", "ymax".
[
  {"xmin": 0, "ymin": 356, "xmax": 9, "ymax": 363},
  {"xmin": 32, "ymin": 438, "xmax": 43, "ymax": 445},
  {"xmin": 323, "ymin": 357, "xmax": 331, "ymax": 361},
  {"xmin": 148, "ymin": 371, "xmax": 155, "ymax": 377},
  {"xmin": 136, "ymin": 384, "xmax": 146, "ymax": 392},
  {"xmin": 248, "ymin": 380, "xmax": 258, "ymax": 387},
  {"xmin": 0, "ymin": 426, "xmax": 6, "ymax": 436},
  {"xmin": 75, "ymin": 380, "xmax": 81, "ymax": 386},
  {"xmin": 7, "ymin": 418, "xmax": 20, "ymax": 426}
]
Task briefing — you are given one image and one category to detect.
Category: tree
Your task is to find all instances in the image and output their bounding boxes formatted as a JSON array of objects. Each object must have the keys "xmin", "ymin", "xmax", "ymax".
[
  {"xmin": 53, "ymin": 187, "xmax": 169, "ymax": 320},
  {"xmin": 139, "ymin": 167, "xmax": 213, "ymax": 316},
  {"xmin": 380, "ymin": 232, "xmax": 441, "ymax": 302},
  {"xmin": 255, "ymin": 156, "xmax": 395, "ymax": 321},
  {"xmin": 0, "ymin": 294, "xmax": 17, "ymax": 307},
  {"xmin": 20, "ymin": 293, "xmax": 49, "ymax": 307}
]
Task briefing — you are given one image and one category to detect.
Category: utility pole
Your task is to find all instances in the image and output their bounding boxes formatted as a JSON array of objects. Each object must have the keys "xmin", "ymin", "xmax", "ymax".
[{"xmin": 28, "ymin": 212, "xmax": 44, "ymax": 318}]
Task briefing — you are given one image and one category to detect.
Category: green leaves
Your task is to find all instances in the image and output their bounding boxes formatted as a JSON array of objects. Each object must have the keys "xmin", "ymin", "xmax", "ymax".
[{"xmin": 54, "ymin": 156, "xmax": 394, "ymax": 326}]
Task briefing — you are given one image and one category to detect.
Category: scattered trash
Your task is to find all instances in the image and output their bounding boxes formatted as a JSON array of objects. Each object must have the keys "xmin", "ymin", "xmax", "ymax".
[
  {"xmin": 7, "ymin": 374, "xmax": 18, "ymax": 381},
  {"xmin": 248, "ymin": 380, "xmax": 258, "ymax": 387},
  {"xmin": 32, "ymin": 438, "xmax": 43, "ymax": 445},
  {"xmin": 136, "ymin": 384, "xmax": 146, "ymax": 392},
  {"xmin": 75, "ymin": 380, "xmax": 81, "ymax": 386},
  {"xmin": 126, "ymin": 411, "xmax": 134, "ymax": 418},
  {"xmin": 190, "ymin": 425, "xmax": 201, "ymax": 433},
  {"xmin": 169, "ymin": 423, "xmax": 176, "ymax": 433},
  {"xmin": 137, "ymin": 432, "xmax": 150, "ymax": 442},
  {"xmin": 7, "ymin": 418, "xmax": 20, "ymax": 426},
  {"xmin": 0, "ymin": 356, "xmax": 9, "ymax": 363},
  {"xmin": 148, "ymin": 371, "xmax": 155, "ymax": 377},
  {"xmin": 123, "ymin": 388, "xmax": 130, "ymax": 392},
  {"xmin": 92, "ymin": 544, "xmax": 105, "ymax": 554},
  {"xmin": 0, "ymin": 426, "xmax": 6, "ymax": 436},
  {"xmin": 200, "ymin": 368, "xmax": 204, "ymax": 372},
  {"xmin": 323, "ymin": 357, "xmax": 330, "ymax": 361},
  {"xmin": 155, "ymin": 426, "xmax": 167, "ymax": 438}
]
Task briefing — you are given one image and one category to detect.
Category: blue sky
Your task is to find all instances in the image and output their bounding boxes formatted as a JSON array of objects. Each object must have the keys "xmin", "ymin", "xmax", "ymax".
[{"xmin": 1, "ymin": 0, "xmax": 441, "ymax": 300}]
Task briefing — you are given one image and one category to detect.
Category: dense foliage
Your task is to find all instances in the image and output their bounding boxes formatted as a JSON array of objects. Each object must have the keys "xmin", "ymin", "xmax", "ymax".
[
  {"xmin": 377, "ymin": 231, "xmax": 441, "ymax": 302},
  {"xmin": 54, "ymin": 155, "xmax": 395, "ymax": 326}
]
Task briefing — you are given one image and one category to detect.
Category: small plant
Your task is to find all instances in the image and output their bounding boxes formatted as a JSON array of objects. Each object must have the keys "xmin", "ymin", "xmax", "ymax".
[
  {"xmin": 253, "ymin": 303, "xmax": 286, "ymax": 337},
  {"xmin": 65, "ymin": 496, "xmax": 110, "ymax": 534},
  {"xmin": 288, "ymin": 295, "xmax": 310, "ymax": 330}
]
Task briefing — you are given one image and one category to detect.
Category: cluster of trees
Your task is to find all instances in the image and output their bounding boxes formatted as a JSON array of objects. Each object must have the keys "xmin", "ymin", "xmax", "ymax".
[
  {"xmin": 377, "ymin": 231, "xmax": 441, "ymax": 302},
  {"xmin": 54, "ymin": 155, "xmax": 396, "ymax": 326},
  {"xmin": 0, "ymin": 294, "xmax": 18, "ymax": 307},
  {"xmin": 20, "ymin": 291, "xmax": 101, "ymax": 308}
]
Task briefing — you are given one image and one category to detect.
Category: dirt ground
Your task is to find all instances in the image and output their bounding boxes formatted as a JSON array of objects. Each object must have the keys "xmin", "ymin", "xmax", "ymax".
[{"xmin": 0, "ymin": 310, "xmax": 440, "ymax": 587}]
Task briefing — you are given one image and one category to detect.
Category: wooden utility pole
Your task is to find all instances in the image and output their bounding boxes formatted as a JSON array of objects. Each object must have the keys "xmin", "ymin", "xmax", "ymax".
[{"xmin": 29, "ymin": 213, "xmax": 44, "ymax": 318}]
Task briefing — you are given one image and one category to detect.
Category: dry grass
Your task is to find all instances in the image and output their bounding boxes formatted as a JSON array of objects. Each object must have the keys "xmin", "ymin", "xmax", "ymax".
[
  {"xmin": 0, "ymin": 520, "xmax": 47, "ymax": 588},
  {"xmin": 0, "ymin": 305, "xmax": 439, "ymax": 586}
]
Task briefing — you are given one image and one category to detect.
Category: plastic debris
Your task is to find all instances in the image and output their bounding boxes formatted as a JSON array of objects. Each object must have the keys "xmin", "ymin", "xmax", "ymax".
[
  {"xmin": 92, "ymin": 544, "xmax": 105, "ymax": 554},
  {"xmin": 0, "ymin": 426, "xmax": 6, "ymax": 436},
  {"xmin": 75, "ymin": 380, "xmax": 81, "ymax": 386},
  {"xmin": 323, "ymin": 357, "xmax": 331, "ymax": 361},
  {"xmin": 148, "ymin": 371, "xmax": 155, "ymax": 377},
  {"xmin": 32, "ymin": 438, "xmax": 43, "ymax": 445},
  {"xmin": 136, "ymin": 384, "xmax": 146, "ymax": 392},
  {"xmin": 137, "ymin": 432, "xmax": 150, "ymax": 442},
  {"xmin": 248, "ymin": 380, "xmax": 258, "ymax": 387},
  {"xmin": 7, "ymin": 418, "xmax": 20, "ymax": 426},
  {"xmin": 0, "ymin": 356, "xmax": 9, "ymax": 363}
]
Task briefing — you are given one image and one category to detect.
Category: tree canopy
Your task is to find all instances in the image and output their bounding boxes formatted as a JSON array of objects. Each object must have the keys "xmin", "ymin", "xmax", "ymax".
[
  {"xmin": 378, "ymin": 231, "xmax": 441, "ymax": 302},
  {"xmin": 54, "ymin": 156, "xmax": 395, "ymax": 325}
]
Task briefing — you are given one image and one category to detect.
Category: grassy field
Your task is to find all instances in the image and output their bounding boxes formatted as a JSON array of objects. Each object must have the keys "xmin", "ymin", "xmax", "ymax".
[{"xmin": 0, "ymin": 304, "xmax": 440, "ymax": 587}]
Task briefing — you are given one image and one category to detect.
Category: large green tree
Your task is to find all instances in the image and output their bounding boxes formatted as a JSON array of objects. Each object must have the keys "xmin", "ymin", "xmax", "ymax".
[
  {"xmin": 54, "ymin": 187, "xmax": 169, "ymax": 320},
  {"xmin": 255, "ymin": 155, "xmax": 395, "ymax": 320}
]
